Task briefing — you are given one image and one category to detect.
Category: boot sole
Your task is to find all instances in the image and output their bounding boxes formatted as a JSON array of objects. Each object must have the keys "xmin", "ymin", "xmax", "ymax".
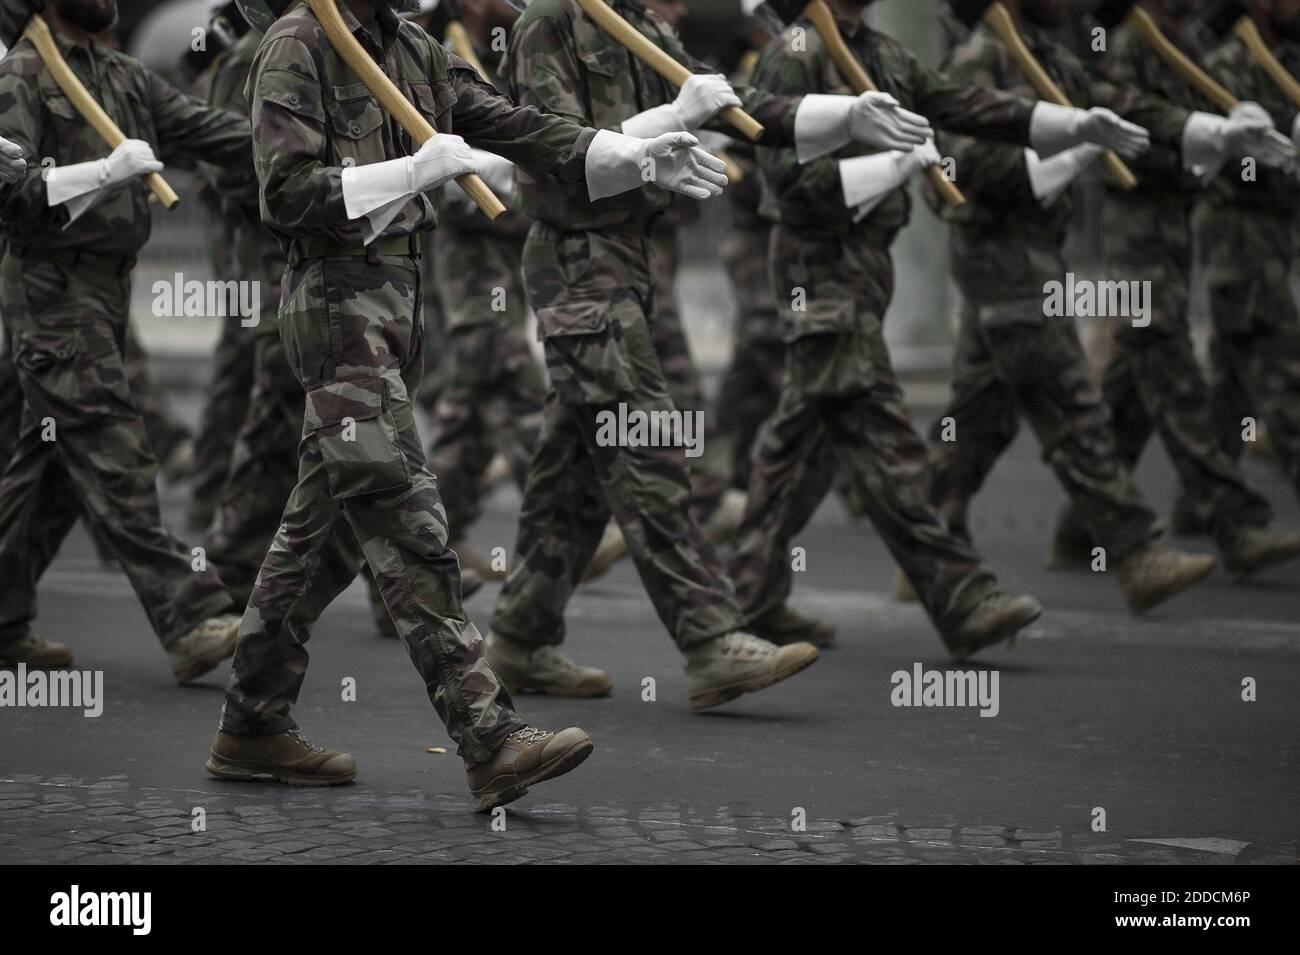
[
  {"xmin": 689, "ymin": 645, "xmax": 819, "ymax": 712},
  {"xmin": 205, "ymin": 753, "xmax": 357, "ymax": 787},
  {"xmin": 472, "ymin": 736, "xmax": 594, "ymax": 813},
  {"xmin": 1126, "ymin": 559, "xmax": 1217, "ymax": 615},
  {"xmin": 172, "ymin": 630, "xmax": 239, "ymax": 685},
  {"xmin": 946, "ymin": 604, "xmax": 1043, "ymax": 661}
]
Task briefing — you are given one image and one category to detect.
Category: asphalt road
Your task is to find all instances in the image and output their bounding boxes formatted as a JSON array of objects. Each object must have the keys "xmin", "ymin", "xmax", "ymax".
[{"xmin": 1, "ymin": 403, "xmax": 1296, "ymax": 865}]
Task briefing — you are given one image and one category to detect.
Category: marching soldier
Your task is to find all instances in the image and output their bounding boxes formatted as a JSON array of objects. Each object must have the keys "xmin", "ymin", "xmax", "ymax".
[
  {"xmin": 1049, "ymin": 0, "xmax": 1300, "ymax": 577},
  {"xmin": 0, "ymin": 0, "xmax": 248, "ymax": 676},
  {"xmin": 923, "ymin": 0, "xmax": 1277, "ymax": 616},
  {"xmin": 1179, "ymin": 0, "xmax": 1300, "ymax": 527},
  {"xmin": 211, "ymin": 0, "xmax": 733, "ymax": 809},
  {"xmin": 729, "ymin": 0, "xmax": 1144, "ymax": 654}
]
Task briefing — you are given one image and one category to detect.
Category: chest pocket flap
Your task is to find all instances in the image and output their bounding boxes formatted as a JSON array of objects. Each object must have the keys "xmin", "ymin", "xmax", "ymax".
[
  {"xmin": 259, "ymin": 68, "xmax": 326, "ymax": 124},
  {"xmin": 327, "ymin": 83, "xmax": 384, "ymax": 140},
  {"xmin": 410, "ymin": 80, "xmax": 459, "ymax": 131}
]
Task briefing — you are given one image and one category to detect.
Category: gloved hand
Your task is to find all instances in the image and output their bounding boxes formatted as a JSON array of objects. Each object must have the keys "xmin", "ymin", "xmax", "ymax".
[
  {"xmin": 409, "ymin": 133, "xmax": 477, "ymax": 192},
  {"xmin": 448, "ymin": 148, "xmax": 516, "ymax": 211},
  {"xmin": 0, "ymin": 136, "xmax": 25, "ymax": 185},
  {"xmin": 673, "ymin": 73, "xmax": 742, "ymax": 130},
  {"xmin": 1074, "ymin": 107, "xmax": 1149, "ymax": 159},
  {"xmin": 849, "ymin": 91, "xmax": 932, "ymax": 151},
  {"xmin": 102, "ymin": 138, "xmax": 164, "ymax": 187},
  {"xmin": 1223, "ymin": 101, "xmax": 1295, "ymax": 168},
  {"xmin": 640, "ymin": 131, "xmax": 728, "ymax": 200},
  {"xmin": 1030, "ymin": 102, "xmax": 1149, "ymax": 159}
]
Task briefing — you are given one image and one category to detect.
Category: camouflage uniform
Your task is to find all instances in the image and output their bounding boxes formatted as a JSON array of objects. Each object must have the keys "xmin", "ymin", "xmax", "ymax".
[
  {"xmin": 185, "ymin": 31, "xmax": 264, "ymax": 531},
  {"xmin": 0, "ymin": 28, "xmax": 246, "ymax": 650},
  {"xmin": 490, "ymin": 0, "xmax": 800, "ymax": 652},
  {"xmin": 1189, "ymin": 34, "xmax": 1300, "ymax": 507},
  {"xmin": 221, "ymin": 2, "xmax": 599, "ymax": 763},
  {"xmin": 730, "ymin": 14, "xmax": 1037, "ymax": 639},
  {"xmin": 1056, "ymin": 21, "xmax": 1274, "ymax": 545},
  {"xmin": 423, "ymin": 50, "xmax": 543, "ymax": 541},
  {"xmin": 926, "ymin": 22, "xmax": 1189, "ymax": 561}
]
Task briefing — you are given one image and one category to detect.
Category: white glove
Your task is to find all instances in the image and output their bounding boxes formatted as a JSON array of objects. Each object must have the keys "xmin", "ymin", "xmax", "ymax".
[
  {"xmin": 343, "ymin": 134, "xmax": 476, "ymax": 242},
  {"xmin": 449, "ymin": 148, "xmax": 516, "ymax": 208},
  {"xmin": 622, "ymin": 74, "xmax": 742, "ymax": 138},
  {"xmin": 1291, "ymin": 110, "xmax": 1300, "ymax": 148},
  {"xmin": 1024, "ymin": 143, "xmax": 1103, "ymax": 205},
  {"xmin": 795, "ymin": 92, "xmax": 931, "ymax": 163},
  {"xmin": 1224, "ymin": 101, "xmax": 1295, "ymax": 168},
  {"xmin": 1030, "ymin": 102, "xmax": 1149, "ymax": 160},
  {"xmin": 0, "ymin": 136, "xmax": 24, "ymax": 185},
  {"xmin": 46, "ymin": 138, "xmax": 163, "ymax": 207},
  {"xmin": 584, "ymin": 129, "xmax": 727, "ymax": 202},
  {"xmin": 839, "ymin": 138, "xmax": 941, "ymax": 220}
]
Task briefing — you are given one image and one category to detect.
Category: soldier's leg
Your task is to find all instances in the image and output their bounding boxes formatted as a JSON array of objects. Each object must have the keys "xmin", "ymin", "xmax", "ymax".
[
  {"xmin": 926, "ymin": 304, "xmax": 1022, "ymax": 544},
  {"xmin": 0, "ymin": 257, "xmax": 236, "ymax": 649},
  {"xmin": 123, "ymin": 323, "xmax": 193, "ymax": 475},
  {"xmin": 1228, "ymin": 321, "xmax": 1300, "ymax": 500},
  {"xmin": 186, "ymin": 315, "xmax": 256, "ymax": 530},
  {"xmin": 0, "ymin": 324, "xmax": 21, "ymax": 462},
  {"xmin": 206, "ymin": 330, "xmax": 303, "ymax": 606}
]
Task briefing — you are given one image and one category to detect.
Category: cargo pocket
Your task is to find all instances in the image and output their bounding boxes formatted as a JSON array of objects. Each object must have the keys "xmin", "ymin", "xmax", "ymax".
[
  {"xmin": 303, "ymin": 376, "xmax": 410, "ymax": 500},
  {"xmin": 785, "ymin": 298, "xmax": 873, "ymax": 398},
  {"xmin": 535, "ymin": 300, "xmax": 636, "ymax": 406}
]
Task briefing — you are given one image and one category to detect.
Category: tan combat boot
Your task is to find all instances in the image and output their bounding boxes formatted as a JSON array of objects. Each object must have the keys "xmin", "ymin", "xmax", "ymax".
[
  {"xmin": 1115, "ymin": 546, "xmax": 1217, "ymax": 615},
  {"xmin": 168, "ymin": 614, "xmax": 241, "ymax": 683},
  {"xmin": 944, "ymin": 592, "xmax": 1042, "ymax": 660},
  {"xmin": 1221, "ymin": 527, "xmax": 1300, "ymax": 580},
  {"xmin": 684, "ymin": 631, "xmax": 818, "ymax": 711},
  {"xmin": 748, "ymin": 604, "xmax": 837, "ymax": 648},
  {"xmin": 701, "ymin": 488, "xmax": 748, "ymax": 544},
  {"xmin": 485, "ymin": 632, "xmax": 613, "ymax": 697},
  {"xmin": 0, "ymin": 634, "xmax": 74, "ymax": 668},
  {"xmin": 206, "ymin": 728, "xmax": 358, "ymax": 786},
  {"xmin": 467, "ymin": 725, "xmax": 593, "ymax": 812}
]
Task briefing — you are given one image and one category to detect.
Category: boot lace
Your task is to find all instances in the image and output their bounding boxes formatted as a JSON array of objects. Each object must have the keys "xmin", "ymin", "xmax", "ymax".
[
  {"xmin": 507, "ymin": 726, "xmax": 553, "ymax": 745},
  {"xmin": 287, "ymin": 730, "xmax": 323, "ymax": 753}
]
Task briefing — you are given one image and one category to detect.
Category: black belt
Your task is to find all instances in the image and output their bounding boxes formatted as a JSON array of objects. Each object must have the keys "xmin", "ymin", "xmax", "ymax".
[
  {"xmin": 289, "ymin": 233, "xmax": 420, "ymax": 264},
  {"xmin": 6, "ymin": 243, "xmax": 135, "ymax": 276}
]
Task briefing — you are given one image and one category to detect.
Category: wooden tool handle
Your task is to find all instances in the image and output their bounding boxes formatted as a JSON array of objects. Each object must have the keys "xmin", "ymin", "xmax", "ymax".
[
  {"xmin": 305, "ymin": 0, "xmax": 505, "ymax": 219},
  {"xmin": 445, "ymin": 20, "xmax": 489, "ymax": 77},
  {"xmin": 23, "ymin": 15, "xmax": 180, "ymax": 209},
  {"xmin": 804, "ymin": 0, "xmax": 965, "ymax": 207},
  {"xmin": 1235, "ymin": 18, "xmax": 1300, "ymax": 109},
  {"xmin": 572, "ymin": 0, "xmax": 766, "ymax": 141},
  {"xmin": 983, "ymin": 2, "xmax": 1138, "ymax": 190},
  {"xmin": 1128, "ymin": 7, "xmax": 1237, "ymax": 111}
]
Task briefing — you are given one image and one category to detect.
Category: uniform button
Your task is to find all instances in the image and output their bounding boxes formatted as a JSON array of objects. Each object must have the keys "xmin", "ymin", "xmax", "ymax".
[{"xmin": 350, "ymin": 123, "xmax": 362, "ymax": 134}]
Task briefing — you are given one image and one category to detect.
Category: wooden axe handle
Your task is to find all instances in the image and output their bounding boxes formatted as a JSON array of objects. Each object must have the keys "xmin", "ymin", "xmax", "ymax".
[
  {"xmin": 305, "ymin": 0, "xmax": 505, "ymax": 219},
  {"xmin": 983, "ymin": 2, "xmax": 1138, "ymax": 190},
  {"xmin": 23, "ymin": 15, "xmax": 180, "ymax": 209},
  {"xmin": 1234, "ymin": 17, "xmax": 1300, "ymax": 109},
  {"xmin": 1126, "ymin": 7, "xmax": 1237, "ymax": 111},
  {"xmin": 445, "ymin": 21, "xmax": 489, "ymax": 77},
  {"xmin": 572, "ymin": 0, "xmax": 765, "ymax": 140},
  {"xmin": 803, "ymin": 0, "xmax": 965, "ymax": 208}
]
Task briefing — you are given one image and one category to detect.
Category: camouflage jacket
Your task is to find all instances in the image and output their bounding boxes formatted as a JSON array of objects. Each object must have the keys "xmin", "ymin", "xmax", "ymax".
[
  {"xmin": 504, "ymin": 0, "xmax": 799, "ymax": 231},
  {"xmin": 752, "ymin": 13, "xmax": 1035, "ymax": 240},
  {"xmin": 939, "ymin": 21, "xmax": 1189, "ymax": 246},
  {"xmin": 0, "ymin": 27, "xmax": 254, "ymax": 257},
  {"xmin": 1200, "ymin": 34, "xmax": 1300, "ymax": 217},
  {"xmin": 435, "ymin": 37, "xmax": 530, "ymax": 239},
  {"xmin": 1090, "ymin": 19, "xmax": 1208, "ymax": 200},
  {"xmin": 250, "ymin": 1, "xmax": 593, "ymax": 249}
]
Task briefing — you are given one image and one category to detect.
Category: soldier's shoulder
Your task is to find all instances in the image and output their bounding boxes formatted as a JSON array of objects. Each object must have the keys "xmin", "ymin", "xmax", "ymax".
[
  {"xmin": 945, "ymin": 22, "xmax": 1009, "ymax": 74},
  {"xmin": 863, "ymin": 26, "xmax": 914, "ymax": 64},
  {"xmin": 1204, "ymin": 35, "xmax": 1248, "ymax": 71},
  {"xmin": 260, "ymin": 4, "xmax": 328, "ymax": 52},
  {"xmin": 0, "ymin": 39, "xmax": 44, "ymax": 80},
  {"xmin": 517, "ymin": 0, "xmax": 575, "ymax": 29}
]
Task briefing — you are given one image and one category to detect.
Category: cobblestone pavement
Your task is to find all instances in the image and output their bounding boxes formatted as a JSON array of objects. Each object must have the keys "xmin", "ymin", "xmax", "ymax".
[{"xmin": 2, "ymin": 777, "xmax": 1295, "ymax": 864}]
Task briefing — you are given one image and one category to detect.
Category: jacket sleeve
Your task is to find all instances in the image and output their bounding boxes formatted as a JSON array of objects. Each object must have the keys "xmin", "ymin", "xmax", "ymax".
[{"xmin": 0, "ymin": 55, "xmax": 58, "ymax": 224}]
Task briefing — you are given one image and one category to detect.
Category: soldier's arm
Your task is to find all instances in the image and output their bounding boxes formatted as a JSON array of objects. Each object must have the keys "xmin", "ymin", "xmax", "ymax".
[
  {"xmin": 903, "ymin": 37, "xmax": 1036, "ymax": 144},
  {"xmin": 0, "ymin": 58, "xmax": 51, "ymax": 219},
  {"xmin": 750, "ymin": 42, "xmax": 840, "ymax": 209}
]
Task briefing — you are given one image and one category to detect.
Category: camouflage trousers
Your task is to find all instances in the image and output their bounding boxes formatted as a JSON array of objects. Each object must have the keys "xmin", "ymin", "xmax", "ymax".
[
  {"xmin": 1058, "ymin": 198, "xmax": 1271, "ymax": 544},
  {"xmin": 220, "ymin": 254, "xmax": 521, "ymax": 764},
  {"xmin": 205, "ymin": 327, "xmax": 303, "ymax": 607},
  {"xmin": 927, "ymin": 300, "xmax": 1159, "ymax": 560},
  {"xmin": 730, "ymin": 228, "xmax": 997, "ymax": 639},
  {"xmin": 648, "ymin": 219, "xmax": 730, "ymax": 520},
  {"xmin": 1193, "ymin": 204, "xmax": 1300, "ymax": 506},
  {"xmin": 491, "ymin": 222, "xmax": 745, "ymax": 650},
  {"xmin": 715, "ymin": 203, "xmax": 785, "ymax": 491},
  {"xmin": 0, "ymin": 252, "xmax": 235, "ymax": 647},
  {"xmin": 425, "ymin": 227, "xmax": 543, "ymax": 537},
  {"xmin": 186, "ymin": 315, "xmax": 256, "ymax": 530}
]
